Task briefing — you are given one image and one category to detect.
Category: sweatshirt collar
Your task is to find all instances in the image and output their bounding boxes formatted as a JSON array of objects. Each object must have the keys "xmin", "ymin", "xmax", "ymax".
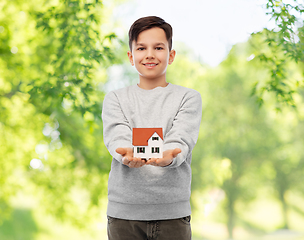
[{"xmin": 135, "ymin": 83, "xmax": 172, "ymax": 92}]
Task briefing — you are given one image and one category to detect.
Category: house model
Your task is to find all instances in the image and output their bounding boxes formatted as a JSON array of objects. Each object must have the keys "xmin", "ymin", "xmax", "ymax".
[{"xmin": 133, "ymin": 128, "xmax": 163, "ymax": 160}]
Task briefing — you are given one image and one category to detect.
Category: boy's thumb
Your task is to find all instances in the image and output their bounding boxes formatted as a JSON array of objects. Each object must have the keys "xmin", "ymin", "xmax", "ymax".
[
  {"xmin": 116, "ymin": 148, "xmax": 127, "ymax": 156},
  {"xmin": 172, "ymin": 148, "xmax": 181, "ymax": 158}
]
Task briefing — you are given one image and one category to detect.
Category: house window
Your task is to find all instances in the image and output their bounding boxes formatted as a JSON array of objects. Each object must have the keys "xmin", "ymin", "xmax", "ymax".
[
  {"xmin": 152, "ymin": 137, "xmax": 159, "ymax": 141},
  {"xmin": 152, "ymin": 147, "xmax": 159, "ymax": 153},
  {"xmin": 137, "ymin": 147, "xmax": 145, "ymax": 153}
]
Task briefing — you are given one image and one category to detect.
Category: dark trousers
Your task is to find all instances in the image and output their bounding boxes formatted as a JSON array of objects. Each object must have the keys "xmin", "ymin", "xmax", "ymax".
[{"xmin": 107, "ymin": 216, "xmax": 191, "ymax": 240}]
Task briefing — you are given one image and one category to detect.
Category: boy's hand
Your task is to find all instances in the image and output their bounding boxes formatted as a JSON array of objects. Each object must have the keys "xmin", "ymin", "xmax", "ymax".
[
  {"xmin": 116, "ymin": 148, "xmax": 146, "ymax": 168},
  {"xmin": 146, "ymin": 148, "xmax": 181, "ymax": 167}
]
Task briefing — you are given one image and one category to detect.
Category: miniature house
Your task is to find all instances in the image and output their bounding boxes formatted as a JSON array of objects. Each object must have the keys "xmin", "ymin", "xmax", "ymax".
[{"xmin": 133, "ymin": 128, "xmax": 163, "ymax": 160}]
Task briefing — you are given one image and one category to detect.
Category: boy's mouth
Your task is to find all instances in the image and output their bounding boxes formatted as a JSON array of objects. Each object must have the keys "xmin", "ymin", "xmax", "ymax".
[{"xmin": 143, "ymin": 63, "xmax": 158, "ymax": 67}]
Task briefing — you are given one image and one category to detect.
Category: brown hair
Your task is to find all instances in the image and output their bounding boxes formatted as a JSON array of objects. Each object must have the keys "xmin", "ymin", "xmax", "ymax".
[{"xmin": 128, "ymin": 16, "xmax": 173, "ymax": 51}]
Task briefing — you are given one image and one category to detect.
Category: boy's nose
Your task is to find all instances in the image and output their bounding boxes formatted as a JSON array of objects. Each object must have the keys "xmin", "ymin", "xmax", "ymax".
[{"xmin": 145, "ymin": 49, "xmax": 155, "ymax": 59}]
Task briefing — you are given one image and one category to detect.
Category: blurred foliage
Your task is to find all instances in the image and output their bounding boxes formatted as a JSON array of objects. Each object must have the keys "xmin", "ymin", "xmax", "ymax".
[
  {"xmin": 1, "ymin": 0, "xmax": 304, "ymax": 239},
  {"xmin": 0, "ymin": 0, "xmax": 122, "ymax": 227},
  {"xmin": 252, "ymin": 0, "xmax": 304, "ymax": 108},
  {"xmin": 0, "ymin": 209, "xmax": 38, "ymax": 240}
]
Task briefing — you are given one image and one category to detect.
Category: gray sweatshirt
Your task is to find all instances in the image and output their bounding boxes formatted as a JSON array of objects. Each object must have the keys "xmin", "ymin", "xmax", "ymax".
[{"xmin": 102, "ymin": 83, "xmax": 202, "ymax": 220}]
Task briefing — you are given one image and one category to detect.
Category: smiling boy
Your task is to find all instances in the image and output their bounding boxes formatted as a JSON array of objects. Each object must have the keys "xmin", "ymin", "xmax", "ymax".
[
  {"xmin": 127, "ymin": 27, "xmax": 175, "ymax": 90},
  {"xmin": 102, "ymin": 16, "xmax": 202, "ymax": 240}
]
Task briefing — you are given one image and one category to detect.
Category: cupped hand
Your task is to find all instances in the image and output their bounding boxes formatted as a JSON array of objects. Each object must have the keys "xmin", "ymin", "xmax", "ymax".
[
  {"xmin": 146, "ymin": 148, "xmax": 181, "ymax": 167},
  {"xmin": 116, "ymin": 148, "xmax": 146, "ymax": 168}
]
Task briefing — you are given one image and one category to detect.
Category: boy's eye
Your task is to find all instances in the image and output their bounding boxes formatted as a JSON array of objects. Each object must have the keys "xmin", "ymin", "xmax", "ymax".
[
  {"xmin": 156, "ymin": 47, "xmax": 163, "ymax": 50},
  {"xmin": 137, "ymin": 47, "xmax": 145, "ymax": 51}
]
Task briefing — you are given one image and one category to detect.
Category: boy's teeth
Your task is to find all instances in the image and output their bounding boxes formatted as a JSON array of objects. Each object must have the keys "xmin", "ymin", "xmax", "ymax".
[{"xmin": 145, "ymin": 64, "xmax": 156, "ymax": 66}]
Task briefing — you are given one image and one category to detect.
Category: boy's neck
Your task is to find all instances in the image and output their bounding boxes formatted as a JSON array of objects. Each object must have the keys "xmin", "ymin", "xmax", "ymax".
[{"xmin": 137, "ymin": 77, "xmax": 169, "ymax": 90}]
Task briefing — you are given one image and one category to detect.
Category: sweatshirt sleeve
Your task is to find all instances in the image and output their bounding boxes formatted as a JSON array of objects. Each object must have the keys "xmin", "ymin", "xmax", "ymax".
[
  {"xmin": 102, "ymin": 91, "xmax": 133, "ymax": 163},
  {"xmin": 163, "ymin": 90, "xmax": 202, "ymax": 168}
]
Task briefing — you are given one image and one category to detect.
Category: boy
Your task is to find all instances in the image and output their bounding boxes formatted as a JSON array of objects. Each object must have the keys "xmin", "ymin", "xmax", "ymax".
[{"xmin": 102, "ymin": 16, "xmax": 202, "ymax": 240}]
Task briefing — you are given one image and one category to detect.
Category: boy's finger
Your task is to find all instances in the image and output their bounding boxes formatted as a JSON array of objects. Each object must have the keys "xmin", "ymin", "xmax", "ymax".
[
  {"xmin": 130, "ymin": 160, "xmax": 141, "ymax": 168},
  {"xmin": 132, "ymin": 159, "xmax": 140, "ymax": 167},
  {"xmin": 146, "ymin": 158, "xmax": 156, "ymax": 165},
  {"xmin": 122, "ymin": 157, "xmax": 130, "ymax": 165},
  {"xmin": 138, "ymin": 158, "xmax": 146, "ymax": 165},
  {"xmin": 134, "ymin": 160, "xmax": 144, "ymax": 168}
]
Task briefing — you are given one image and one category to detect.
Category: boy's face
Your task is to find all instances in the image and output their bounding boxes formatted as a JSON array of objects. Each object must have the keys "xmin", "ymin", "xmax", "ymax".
[{"xmin": 127, "ymin": 27, "xmax": 175, "ymax": 85}]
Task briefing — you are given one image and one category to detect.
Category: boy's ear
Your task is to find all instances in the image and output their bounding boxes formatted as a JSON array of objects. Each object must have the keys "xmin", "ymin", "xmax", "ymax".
[
  {"xmin": 168, "ymin": 49, "xmax": 176, "ymax": 65},
  {"xmin": 127, "ymin": 51, "xmax": 134, "ymax": 66}
]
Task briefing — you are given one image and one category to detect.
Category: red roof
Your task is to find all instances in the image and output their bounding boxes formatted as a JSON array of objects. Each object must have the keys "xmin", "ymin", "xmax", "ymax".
[{"xmin": 132, "ymin": 128, "xmax": 163, "ymax": 146}]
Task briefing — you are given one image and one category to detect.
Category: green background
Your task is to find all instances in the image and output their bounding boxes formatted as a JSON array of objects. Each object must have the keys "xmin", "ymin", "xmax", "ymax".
[{"xmin": 1, "ymin": 0, "xmax": 304, "ymax": 239}]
